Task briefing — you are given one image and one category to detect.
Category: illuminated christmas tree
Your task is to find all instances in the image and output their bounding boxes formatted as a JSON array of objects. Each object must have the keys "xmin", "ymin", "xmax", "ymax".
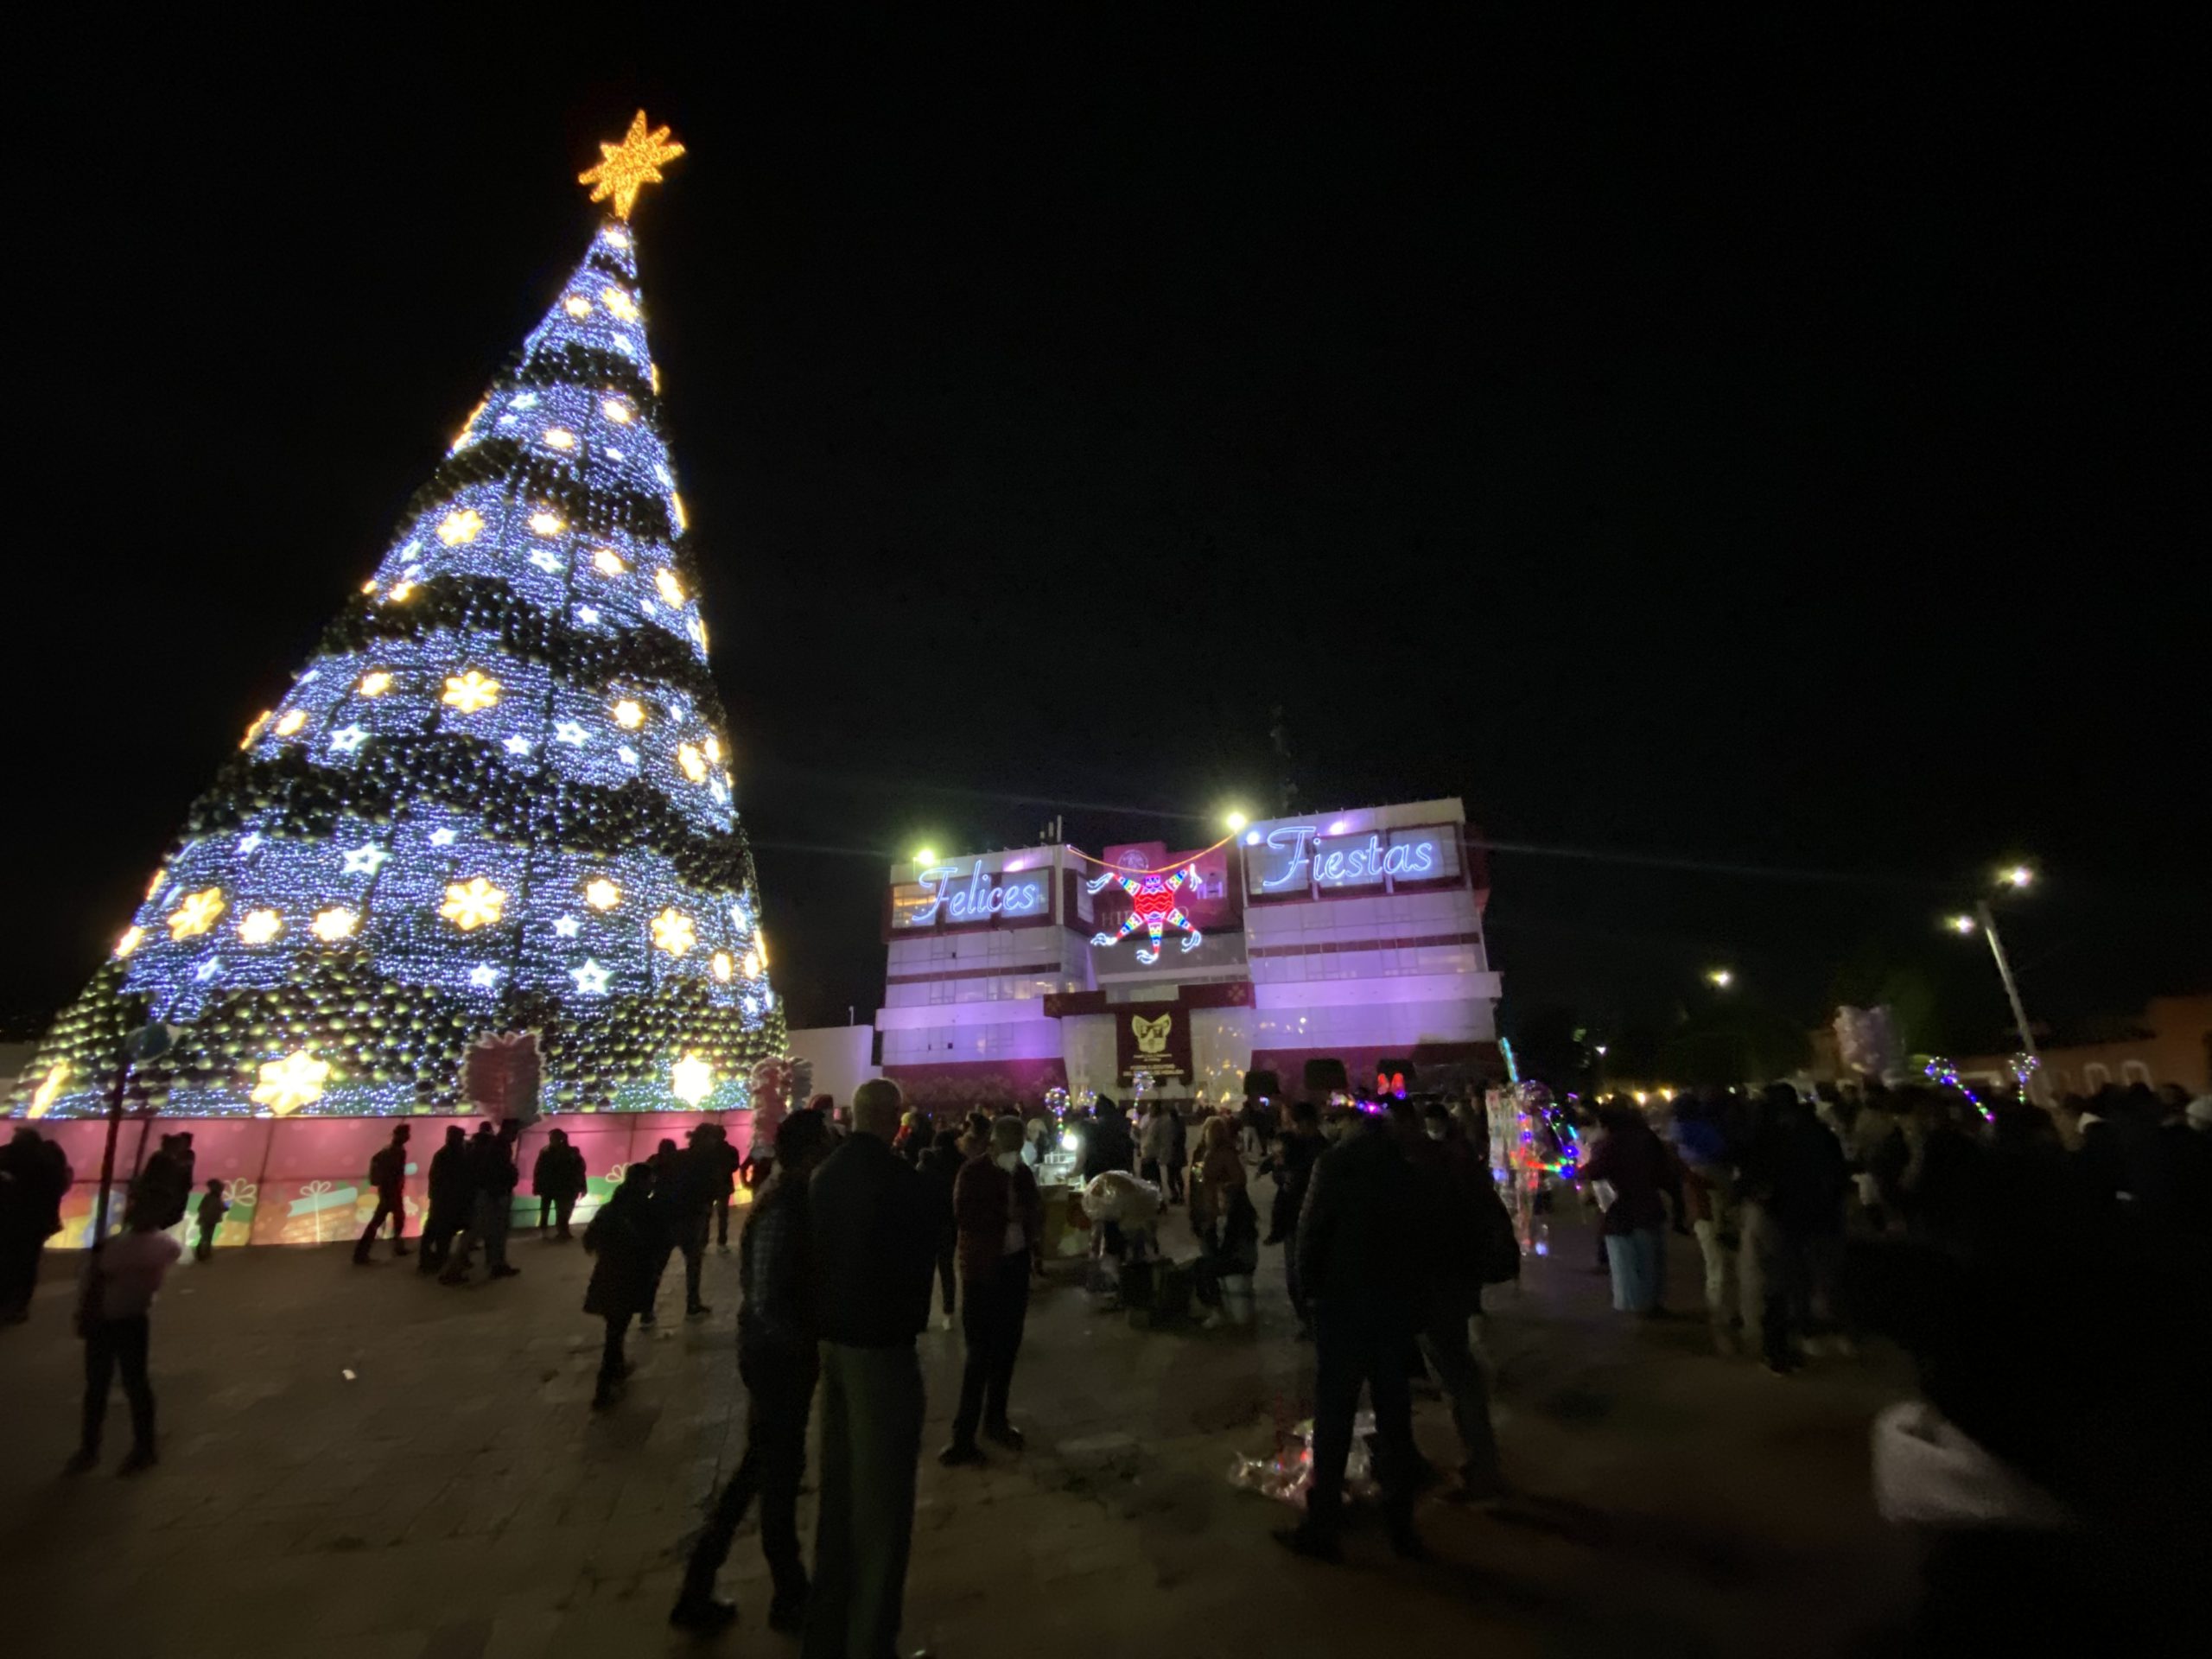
[{"xmin": 16, "ymin": 114, "xmax": 785, "ymax": 1122}]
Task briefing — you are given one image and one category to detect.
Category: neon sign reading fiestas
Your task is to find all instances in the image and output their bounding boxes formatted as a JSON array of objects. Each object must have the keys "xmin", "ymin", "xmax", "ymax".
[
  {"xmin": 907, "ymin": 861, "xmax": 1051, "ymax": 926},
  {"xmin": 1255, "ymin": 826, "xmax": 1441, "ymax": 891}
]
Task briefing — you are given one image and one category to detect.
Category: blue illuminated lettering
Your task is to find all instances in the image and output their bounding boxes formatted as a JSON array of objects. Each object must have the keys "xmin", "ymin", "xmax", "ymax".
[
  {"xmin": 912, "ymin": 862, "xmax": 1047, "ymax": 925},
  {"xmin": 1258, "ymin": 826, "xmax": 1441, "ymax": 891}
]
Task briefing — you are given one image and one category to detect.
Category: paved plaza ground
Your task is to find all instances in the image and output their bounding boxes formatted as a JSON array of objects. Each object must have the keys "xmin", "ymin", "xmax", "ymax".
[{"xmin": 0, "ymin": 1184, "xmax": 1919, "ymax": 1658}]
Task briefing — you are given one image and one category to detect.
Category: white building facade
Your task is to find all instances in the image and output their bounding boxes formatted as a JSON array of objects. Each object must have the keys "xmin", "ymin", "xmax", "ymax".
[{"xmin": 875, "ymin": 798, "xmax": 1503, "ymax": 1106}]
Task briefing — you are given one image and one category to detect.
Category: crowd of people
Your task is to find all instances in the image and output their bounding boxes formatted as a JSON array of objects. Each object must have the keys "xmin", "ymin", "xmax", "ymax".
[{"xmin": 12, "ymin": 1066, "xmax": 2209, "ymax": 1649}]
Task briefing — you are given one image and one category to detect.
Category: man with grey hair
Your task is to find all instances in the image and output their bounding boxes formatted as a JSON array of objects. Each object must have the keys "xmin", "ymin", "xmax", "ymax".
[{"xmin": 804, "ymin": 1077, "xmax": 937, "ymax": 1659}]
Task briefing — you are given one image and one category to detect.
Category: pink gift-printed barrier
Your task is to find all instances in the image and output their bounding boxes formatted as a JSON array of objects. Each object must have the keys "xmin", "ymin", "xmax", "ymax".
[{"xmin": 30, "ymin": 1111, "xmax": 753, "ymax": 1251}]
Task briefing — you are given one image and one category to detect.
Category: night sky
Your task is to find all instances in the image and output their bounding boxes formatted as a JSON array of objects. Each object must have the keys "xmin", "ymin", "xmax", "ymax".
[{"xmin": 10, "ymin": 16, "xmax": 2204, "ymax": 1053}]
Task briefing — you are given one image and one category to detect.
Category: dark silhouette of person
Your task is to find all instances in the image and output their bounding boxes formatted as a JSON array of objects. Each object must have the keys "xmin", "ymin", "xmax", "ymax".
[
  {"xmin": 671, "ymin": 1109, "xmax": 836, "ymax": 1635},
  {"xmin": 417, "ymin": 1127, "xmax": 473, "ymax": 1274},
  {"xmin": 194, "ymin": 1180, "xmax": 228, "ymax": 1262},
  {"xmin": 1401, "ymin": 1100, "xmax": 1507, "ymax": 1498},
  {"xmin": 582, "ymin": 1163, "xmax": 664, "ymax": 1409},
  {"xmin": 673, "ymin": 1128, "xmax": 718, "ymax": 1316},
  {"xmin": 532, "ymin": 1128, "xmax": 587, "ymax": 1240},
  {"xmin": 1277, "ymin": 1105, "xmax": 1427, "ymax": 1564},
  {"xmin": 1, "ymin": 1127, "xmax": 74, "ymax": 1323},
  {"xmin": 916, "ymin": 1128, "xmax": 963, "ymax": 1329},
  {"xmin": 643, "ymin": 1136, "xmax": 683, "ymax": 1323},
  {"xmin": 353, "ymin": 1125, "xmax": 412, "ymax": 1263},
  {"xmin": 804, "ymin": 1079, "xmax": 937, "ymax": 1659},
  {"xmin": 441, "ymin": 1120, "xmax": 522, "ymax": 1283},
  {"xmin": 940, "ymin": 1116, "xmax": 1045, "ymax": 1466},
  {"xmin": 704, "ymin": 1122, "xmax": 742, "ymax": 1250},
  {"xmin": 132, "ymin": 1133, "xmax": 195, "ymax": 1232}
]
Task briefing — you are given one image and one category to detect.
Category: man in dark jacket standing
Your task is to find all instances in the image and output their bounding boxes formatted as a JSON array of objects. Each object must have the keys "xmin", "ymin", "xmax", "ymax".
[
  {"xmin": 417, "ymin": 1127, "xmax": 473, "ymax": 1275},
  {"xmin": 1738, "ymin": 1084, "xmax": 1848, "ymax": 1374},
  {"xmin": 1268, "ymin": 1102, "xmax": 1325, "ymax": 1333},
  {"xmin": 441, "ymin": 1120, "xmax": 522, "ymax": 1285},
  {"xmin": 1399, "ymin": 1102, "xmax": 1506, "ymax": 1499},
  {"xmin": 532, "ymin": 1128, "xmax": 587, "ymax": 1241},
  {"xmin": 705, "ymin": 1122, "xmax": 742, "ymax": 1250},
  {"xmin": 804, "ymin": 1079, "xmax": 937, "ymax": 1659},
  {"xmin": 666, "ymin": 1128, "xmax": 718, "ymax": 1318},
  {"xmin": 1278, "ymin": 1107, "xmax": 1427, "ymax": 1564},
  {"xmin": 671, "ymin": 1109, "xmax": 836, "ymax": 1636},
  {"xmin": 916, "ymin": 1129, "xmax": 963, "ymax": 1331},
  {"xmin": 940, "ymin": 1116, "xmax": 1046, "ymax": 1466},
  {"xmin": 353, "ymin": 1125, "xmax": 412, "ymax": 1263}
]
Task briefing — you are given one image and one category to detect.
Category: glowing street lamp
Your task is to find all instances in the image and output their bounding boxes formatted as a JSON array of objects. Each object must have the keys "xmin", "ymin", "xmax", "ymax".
[
  {"xmin": 1224, "ymin": 810, "xmax": 1249, "ymax": 834},
  {"xmin": 913, "ymin": 847, "xmax": 938, "ymax": 868},
  {"xmin": 1947, "ymin": 861, "xmax": 2044, "ymax": 1099},
  {"xmin": 1706, "ymin": 968, "xmax": 1733, "ymax": 989}
]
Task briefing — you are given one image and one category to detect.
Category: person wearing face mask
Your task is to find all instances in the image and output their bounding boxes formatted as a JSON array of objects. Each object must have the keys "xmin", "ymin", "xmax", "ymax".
[{"xmin": 940, "ymin": 1116, "xmax": 1046, "ymax": 1466}]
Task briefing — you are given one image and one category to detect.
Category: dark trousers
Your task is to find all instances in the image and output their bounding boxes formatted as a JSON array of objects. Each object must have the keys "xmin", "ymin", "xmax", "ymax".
[
  {"xmin": 1167, "ymin": 1156, "xmax": 1185, "ymax": 1202},
  {"xmin": 804, "ymin": 1341, "xmax": 924, "ymax": 1659},
  {"xmin": 599, "ymin": 1310, "xmax": 633, "ymax": 1387},
  {"xmin": 353, "ymin": 1190, "xmax": 407, "ymax": 1260},
  {"xmin": 417, "ymin": 1206, "xmax": 461, "ymax": 1273},
  {"xmin": 950, "ymin": 1252, "xmax": 1031, "ymax": 1447},
  {"xmin": 1283, "ymin": 1240, "xmax": 1306, "ymax": 1326},
  {"xmin": 81, "ymin": 1314, "xmax": 155, "ymax": 1456},
  {"xmin": 1762, "ymin": 1228, "xmax": 1816, "ymax": 1368},
  {"xmin": 680, "ymin": 1213, "xmax": 709, "ymax": 1310},
  {"xmin": 537, "ymin": 1194, "xmax": 577, "ymax": 1237},
  {"xmin": 934, "ymin": 1241, "xmax": 957, "ymax": 1319},
  {"xmin": 1416, "ymin": 1294, "xmax": 1499, "ymax": 1480},
  {"xmin": 683, "ymin": 1345, "xmax": 817, "ymax": 1605},
  {"xmin": 2, "ymin": 1235, "xmax": 44, "ymax": 1318},
  {"xmin": 1306, "ymin": 1307, "xmax": 1416, "ymax": 1536},
  {"xmin": 715, "ymin": 1194, "xmax": 734, "ymax": 1247},
  {"xmin": 194, "ymin": 1224, "xmax": 216, "ymax": 1262}
]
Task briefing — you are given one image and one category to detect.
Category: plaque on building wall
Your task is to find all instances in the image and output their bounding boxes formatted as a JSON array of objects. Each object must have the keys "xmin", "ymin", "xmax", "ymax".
[{"xmin": 1116, "ymin": 999, "xmax": 1193, "ymax": 1091}]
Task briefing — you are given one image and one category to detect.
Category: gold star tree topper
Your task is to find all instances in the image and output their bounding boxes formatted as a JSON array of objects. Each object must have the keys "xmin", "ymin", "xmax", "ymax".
[{"xmin": 579, "ymin": 111, "xmax": 685, "ymax": 219}]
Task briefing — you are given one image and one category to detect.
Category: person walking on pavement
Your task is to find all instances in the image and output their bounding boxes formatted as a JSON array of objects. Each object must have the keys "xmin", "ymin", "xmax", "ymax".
[
  {"xmin": 1276, "ymin": 1106, "xmax": 1427, "ymax": 1564},
  {"xmin": 671, "ymin": 1109, "xmax": 837, "ymax": 1636},
  {"xmin": 917, "ymin": 1128, "xmax": 963, "ymax": 1333},
  {"xmin": 804, "ymin": 1078, "xmax": 937, "ymax": 1659},
  {"xmin": 67, "ymin": 1197, "xmax": 181, "ymax": 1475},
  {"xmin": 441, "ymin": 1119, "xmax": 522, "ymax": 1285},
  {"xmin": 940, "ymin": 1116, "xmax": 1045, "ymax": 1467},
  {"xmin": 532, "ymin": 1128, "xmax": 587, "ymax": 1241},
  {"xmin": 582, "ymin": 1163, "xmax": 664, "ymax": 1410},
  {"xmin": 417, "ymin": 1126, "xmax": 473, "ymax": 1275},
  {"xmin": 353, "ymin": 1125, "xmax": 412, "ymax": 1264}
]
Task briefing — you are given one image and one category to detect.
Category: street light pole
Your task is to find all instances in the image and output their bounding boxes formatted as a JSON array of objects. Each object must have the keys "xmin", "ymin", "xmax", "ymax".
[{"xmin": 1974, "ymin": 899, "xmax": 2042, "ymax": 1096}]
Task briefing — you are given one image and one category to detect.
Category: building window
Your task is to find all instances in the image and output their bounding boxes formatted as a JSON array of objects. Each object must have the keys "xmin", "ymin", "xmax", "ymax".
[
  {"xmin": 2082, "ymin": 1062, "xmax": 2112, "ymax": 1091},
  {"xmin": 2120, "ymin": 1060, "xmax": 2152, "ymax": 1087}
]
